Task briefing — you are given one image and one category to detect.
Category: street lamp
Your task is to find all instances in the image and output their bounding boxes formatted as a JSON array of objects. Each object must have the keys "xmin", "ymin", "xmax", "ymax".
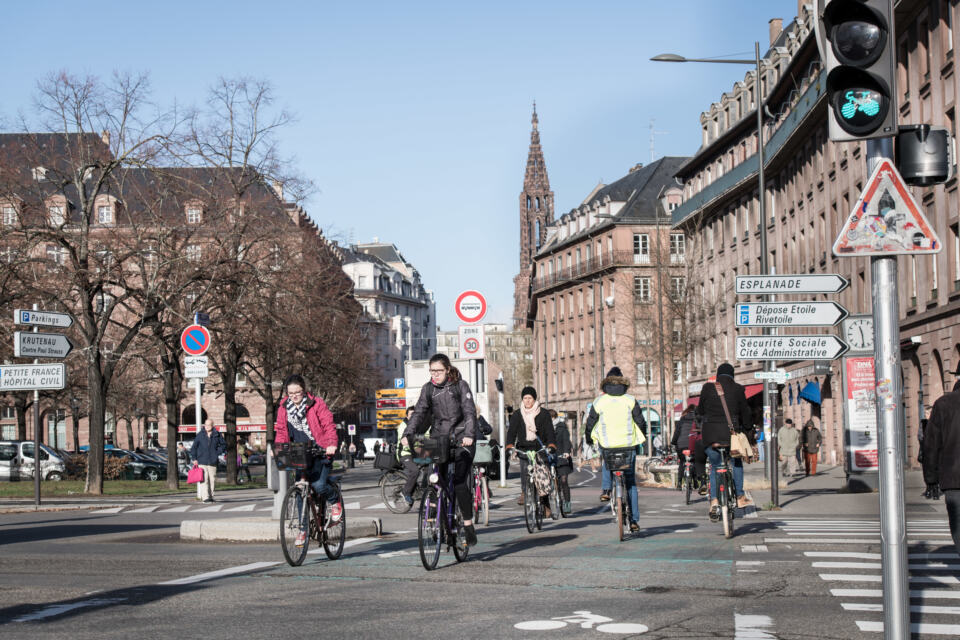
[{"xmin": 652, "ymin": 41, "xmax": 780, "ymax": 505}]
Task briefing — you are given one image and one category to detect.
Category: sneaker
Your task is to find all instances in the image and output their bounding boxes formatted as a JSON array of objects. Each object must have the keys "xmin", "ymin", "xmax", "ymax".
[
  {"xmin": 563, "ymin": 500, "xmax": 572, "ymax": 513},
  {"xmin": 295, "ymin": 531, "xmax": 307, "ymax": 547},
  {"xmin": 402, "ymin": 494, "xmax": 414, "ymax": 506},
  {"xmin": 464, "ymin": 524, "xmax": 477, "ymax": 546},
  {"xmin": 709, "ymin": 505, "xmax": 720, "ymax": 522},
  {"xmin": 737, "ymin": 496, "xmax": 752, "ymax": 509},
  {"xmin": 329, "ymin": 502, "xmax": 343, "ymax": 522},
  {"xmin": 629, "ymin": 521, "xmax": 639, "ymax": 533},
  {"xmin": 698, "ymin": 485, "xmax": 708, "ymax": 496},
  {"xmin": 517, "ymin": 495, "xmax": 525, "ymax": 505},
  {"xmin": 599, "ymin": 491, "xmax": 611, "ymax": 502},
  {"xmin": 203, "ymin": 498, "xmax": 214, "ymax": 504}
]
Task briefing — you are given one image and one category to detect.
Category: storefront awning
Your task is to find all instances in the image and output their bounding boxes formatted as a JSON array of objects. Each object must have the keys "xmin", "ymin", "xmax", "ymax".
[
  {"xmin": 799, "ymin": 381, "xmax": 821, "ymax": 404},
  {"xmin": 744, "ymin": 383, "xmax": 764, "ymax": 399},
  {"xmin": 674, "ymin": 397, "xmax": 700, "ymax": 415}
]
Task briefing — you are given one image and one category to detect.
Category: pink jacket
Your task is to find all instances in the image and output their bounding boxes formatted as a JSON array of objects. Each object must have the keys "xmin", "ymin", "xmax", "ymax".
[{"xmin": 274, "ymin": 394, "xmax": 337, "ymax": 449}]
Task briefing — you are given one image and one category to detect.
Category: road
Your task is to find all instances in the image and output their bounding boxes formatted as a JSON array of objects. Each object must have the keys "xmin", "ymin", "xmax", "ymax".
[{"xmin": 0, "ymin": 465, "xmax": 956, "ymax": 639}]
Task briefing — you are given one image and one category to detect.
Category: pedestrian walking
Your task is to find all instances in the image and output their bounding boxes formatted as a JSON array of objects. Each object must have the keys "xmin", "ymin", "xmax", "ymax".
[
  {"xmin": 923, "ymin": 379, "xmax": 960, "ymax": 556},
  {"xmin": 756, "ymin": 427, "xmax": 766, "ymax": 464},
  {"xmin": 778, "ymin": 419, "xmax": 800, "ymax": 477},
  {"xmin": 801, "ymin": 420, "xmax": 822, "ymax": 476},
  {"xmin": 191, "ymin": 419, "xmax": 225, "ymax": 503},
  {"xmin": 236, "ymin": 437, "xmax": 252, "ymax": 482},
  {"xmin": 356, "ymin": 439, "xmax": 367, "ymax": 465},
  {"xmin": 176, "ymin": 441, "xmax": 191, "ymax": 477},
  {"xmin": 373, "ymin": 441, "xmax": 381, "ymax": 456}
]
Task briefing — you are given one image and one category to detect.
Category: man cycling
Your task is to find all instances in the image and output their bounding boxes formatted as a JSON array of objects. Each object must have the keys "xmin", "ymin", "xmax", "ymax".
[{"xmin": 584, "ymin": 367, "xmax": 647, "ymax": 533}]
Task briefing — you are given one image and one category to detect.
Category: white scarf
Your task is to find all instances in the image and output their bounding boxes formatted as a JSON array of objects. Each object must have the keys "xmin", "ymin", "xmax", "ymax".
[{"xmin": 520, "ymin": 402, "xmax": 541, "ymax": 441}]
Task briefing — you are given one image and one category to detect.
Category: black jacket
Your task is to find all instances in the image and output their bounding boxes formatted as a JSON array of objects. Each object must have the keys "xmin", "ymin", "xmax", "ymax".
[
  {"xmin": 191, "ymin": 428, "xmax": 226, "ymax": 466},
  {"xmin": 506, "ymin": 408, "xmax": 555, "ymax": 451},
  {"xmin": 408, "ymin": 377, "xmax": 477, "ymax": 443},
  {"xmin": 554, "ymin": 421, "xmax": 572, "ymax": 457},
  {"xmin": 584, "ymin": 375, "xmax": 647, "ymax": 445},
  {"xmin": 695, "ymin": 377, "xmax": 752, "ymax": 448},
  {"xmin": 923, "ymin": 390, "xmax": 960, "ymax": 490},
  {"xmin": 672, "ymin": 413, "xmax": 697, "ymax": 451}
]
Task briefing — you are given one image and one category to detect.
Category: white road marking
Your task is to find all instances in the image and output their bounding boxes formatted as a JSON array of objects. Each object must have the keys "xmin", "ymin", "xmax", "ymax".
[
  {"xmin": 12, "ymin": 598, "xmax": 126, "ymax": 622},
  {"xmin": 159, "ymin": 505, "xmax": 191, "ymax": 513},
  {"xmin": 91, "ymin": 507, "xmax": 124, "ymax": 514},
  {"xmin": 125, "ymin": 506, "xmax": 159, "ymax": 513},
  {"xmin": 223, "ymin": 504, "xmax": 256, "ymax": 512},
  {"xmin": 764, "ymin": 538, "xmax": 881, "ymax": 544},
  {"xmin": 363, "ymin": 502, "xmax": 387, "ymax": 510},
  {"xmin": 306, "ymin": 536, "xmax": 378, "ymax": 555},
  {"xmin": 737, "ymin": 561, "xmax": 766, "ymax": 566},
  {"xmin": 843, "ymin": 603, "xmax": 960, "ymax": 615},
  {"xmin": 191, "ymin": 504, "xmax": 224, "ymax": 513},
  {"xmin": 821, "ymin": 574, "xmax": 960, "ymax": 585},
  {"xmin": 343, "ymin": 502, "xmax": 361, "ymax": 510},
  {"xmin": 831, "ymin": 588, "xmax": 960, "ymax": 599},
  {"xmin": 813, "ymin": 561, "xmax": 881, "ymax": 569},
  {"xmin": 741, "ymin": 544, "xmax": 769, "ymax": 553},
  {"xmin": 734, "ymin": 613, "xmax": 778, "ymax": 639},
  {"xmin": 855, "ymin": 620, "xmax": 960, "ymax": 635},
  {"xmin": 515, "ymin": 621, "xmax": 567, "ymax": 631},
  {"xmin": 573, "ymin": 470, "xmax": 597, "ymax": 487},
  {"xmin": 159, "ymin": 561, "xmax": 281, "ymax": 585},
  {"xmin": 257, "ymin": 507, "xmax": 273, "ymax": 511}
]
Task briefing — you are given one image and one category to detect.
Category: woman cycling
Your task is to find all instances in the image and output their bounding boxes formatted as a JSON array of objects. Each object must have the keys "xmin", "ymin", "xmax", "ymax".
[
  {"xmin": 401, "ymin": 354, "xmax": 479, "ymax": 546},
  {"xmin": 273, "ymin": 374, "xmax": 340, "ymax": 546},
  {"xmin": 551, "ymin": 409, "xmax": 573, "ymax": 515},
  {"xmin": 505, "ymin": 387, "xmax": 556, "ymax": 516}
]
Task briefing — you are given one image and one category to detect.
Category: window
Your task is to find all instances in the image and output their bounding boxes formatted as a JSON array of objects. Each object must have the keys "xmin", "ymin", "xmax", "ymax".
[
  {"xmin": 97, "ymin": 205, "xmax": 113, "ymax": 225},
  {"xmin": 186, "ymin": 207, "xmax": 202, "ymax": 224},
  {"xmin": 943, "ymin": 0, "xmax": 954, "ymax": 53},
  {"xmin": 672, "ymin": 319, "xmax": 682, "ymax": 345},
  {"xmin": 186, "ymin": 244, "xmax": 202, "ymax": 262},
  {"xmin": 633, "ymin": 233, "xmax": 650, "ymax": 264},
  {"xmin": 670, "ymin": 233, "xmax": 685, "ymax": 263},
  {"xmin": 671, "ymin": 276, "xmax": 686, "ymax": 301},
  {"xmin": 673, "ymin": 361, "xmax": 683, "ymax": 383},
  {"xmin": 95, "ymin": 293, "xmax": 114, "ymax": 314},
  {"xmin": 32, "ymin": 166, "xmax": 47, "ymax": 181},
  {"xmin": 636, "ymin": 362, "xmax": 649, "ymax": 384},
  {"xmin": 2, "ymin": 206, "xmax": 17, "ymax": 227},
  {"xmin": 95, "ymin": 249, "xmax": 115, "ymax": 269},
  {"xmin": 634, "ymin": 276, "xmax": 652, "ymax": 303},
  {"xmin": 1, "ymin": 406, "xmax": 14, "ymax": 419},
  {"xmin": 48, "ymin": 205, "xmax": 65, "ymax": 226},
  {"xmin": 358, "ymin": 275, "xmax": 368, "ymax": 288},
  {"xmin": 46, "ymin": 244, "xmax": 66, "ymax": 266}
]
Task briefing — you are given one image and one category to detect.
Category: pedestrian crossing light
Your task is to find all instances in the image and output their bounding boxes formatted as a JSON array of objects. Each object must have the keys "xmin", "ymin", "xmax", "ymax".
[{"xmin": 815, "ymin": 0, "xmax": 897, "ymax": 141}]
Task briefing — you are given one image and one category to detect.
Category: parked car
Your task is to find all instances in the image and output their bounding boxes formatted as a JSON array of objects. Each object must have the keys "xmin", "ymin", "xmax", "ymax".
[
  {"xmin": 0, "ymin": 441, "xmax": 66, "ymax": 481},
  {"xmin": 105, "ymin": 449, "xmax": 166, "ymax": 481},
  {"xmin": 247, "ymin": 452, "xmax": 265, "ymax": 466}
]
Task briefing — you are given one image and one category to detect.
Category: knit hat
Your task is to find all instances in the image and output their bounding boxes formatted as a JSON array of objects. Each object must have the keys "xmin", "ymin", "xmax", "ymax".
[
  {"xmin": 520, "ymin": 386, "xmax": 537, "ymax": 400},
  {"xmin": 716, "ymin": 363, "xmax": 735, "ymax": 378},
  {"xmin": 606, "ymin": 367, "xmax": 623, "ymax": 378}
]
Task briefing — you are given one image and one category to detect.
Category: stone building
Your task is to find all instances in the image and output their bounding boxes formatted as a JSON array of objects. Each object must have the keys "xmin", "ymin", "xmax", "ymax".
[
  {"xmin": 436, "ymin": 323, "xmax": 533, "ymax": 408},
  {"xmin": 527, "ymin": 157, "xmax": 688, "ymax": 440},
  {"xmin": 671, "ymin": 0, "xmax": 960, "ymax": 469}
]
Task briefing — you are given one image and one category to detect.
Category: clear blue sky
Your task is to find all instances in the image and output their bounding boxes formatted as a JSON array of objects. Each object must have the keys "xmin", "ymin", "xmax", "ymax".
[{"xmin": 1, "ymin": 0, "xmax": 798, "ymax": 331}]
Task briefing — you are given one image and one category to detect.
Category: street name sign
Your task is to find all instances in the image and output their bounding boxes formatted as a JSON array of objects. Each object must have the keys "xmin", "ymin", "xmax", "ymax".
[
  {"xmin": 14, "ymin": 332, "xmax": 73, "ymax": 358},
  {"xmin": 0, "ymin": 364, "xmax": 66, "ymax": 391},
  {"xmin": 755, "ymin": 369, "xmax": 790, "ymax": 380},
  {"xmin": 14, "ymin": 309, "xmax": 73, "ymax": 328},
  {"xmin": 736, "ymin": 335, "xmax": 849, "ymax": 361},
  {"xmin": 184, "ymin": 355, "xmax": 209, "ymax": 379},
  {"xmin": 736, "ymin": 302, "xmax": 848, "ymax": 327},
  {"xmin": 735, "ymin": 274, "xmax": 849, "ymax": 294},
  {"xmin": 833, "ymin": 158, "xmax": 941, "ymax": 257}
]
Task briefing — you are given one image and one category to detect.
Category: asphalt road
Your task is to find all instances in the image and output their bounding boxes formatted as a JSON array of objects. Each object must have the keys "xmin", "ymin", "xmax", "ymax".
[{"xmin": 0, "ymin": 465, "xmax": 957, "ymax": 639}]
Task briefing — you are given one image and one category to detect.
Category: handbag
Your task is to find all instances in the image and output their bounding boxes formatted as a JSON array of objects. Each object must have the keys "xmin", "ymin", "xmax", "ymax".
[
  {"xmin": 714, "ymin": 382, "xmax": 755, "ymax": 463},
  {"xmin": 374, "ymin": 444, "xmax": 401, "ymax": 471},
  {"xmin": 186, "ymin": 465, "xmax": 204, "ymax": 484}
]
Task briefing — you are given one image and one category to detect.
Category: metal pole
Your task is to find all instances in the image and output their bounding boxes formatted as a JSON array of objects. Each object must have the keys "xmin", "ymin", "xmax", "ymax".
[
  {"xmin": 498, "ymin": 372, "xmax": 506, "ymax": 488},
  {"xmin": 866, "ymin": 136, "xmax": 909, "ymax": 640},
  {"xmin": 655, "ymin": 198, "xmax": 669, "ymax": 454},
  {"xmin": 33, "ymin": 303, "xmax": 40, "ymax": 507},
  {"xmin": 753, "ymin": 41, "xmax": 779, "ymax": 507}
]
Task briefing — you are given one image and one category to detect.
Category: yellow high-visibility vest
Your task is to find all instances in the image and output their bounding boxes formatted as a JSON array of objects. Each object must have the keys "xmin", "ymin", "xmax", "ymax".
[{"xmin": 592, "ymin": 393, "xmax": 646, "ymax": 449}]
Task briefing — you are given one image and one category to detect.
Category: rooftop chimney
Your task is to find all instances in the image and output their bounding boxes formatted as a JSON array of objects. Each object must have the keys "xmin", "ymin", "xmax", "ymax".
[
  {"xmin": 769, "ymin": 18, "xmax": 783, "ymax": 46},
  {"xmin": 100, "ymin": 130, "xmax": 111, "ymax": 146}
]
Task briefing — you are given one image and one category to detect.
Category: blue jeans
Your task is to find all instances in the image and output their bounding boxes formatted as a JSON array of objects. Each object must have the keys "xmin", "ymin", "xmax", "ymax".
[
  {"xmin": 602, "ymin": 449, "xmax": 638, "ymax": 523},
  {"xmin": 296, "ymin": 457, "xmax": 332, "ymax": 530},
  {"xmin": 601, "ymin": 457, "xmax": 612, "ymax": 491},
  {"xmin": 706, "ymin": 446, "xmax": 744, "ymax": 500}
]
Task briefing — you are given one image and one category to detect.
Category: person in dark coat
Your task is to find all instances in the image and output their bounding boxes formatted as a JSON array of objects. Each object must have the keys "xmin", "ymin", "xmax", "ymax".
[
  {"xmin": 923, "ymin": 379, "xmax": 960, "ymax": 556},
  {"xmin": 672, "ymin": 405, "xmax": 697, "ymax": 481},
  {"xmin": 550, "ymin": 409, "xmax": 573, "ymax": 513},
  {"xmin": 191, "ymin": 419, "xmax": 226, "ymax": 503},
  {"xmin": 695, "ymin": 363, "xmax": 753, "ymax": 517},
  {"xmin": 506, "ymin": 386, "xmax": 556, "ymax": 514}
]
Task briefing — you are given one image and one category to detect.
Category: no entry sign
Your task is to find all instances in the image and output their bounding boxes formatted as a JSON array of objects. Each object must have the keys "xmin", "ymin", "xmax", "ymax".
[
  {"xmin": 180, "ymin": 324, "xmax": 211, "ymax": 356},
  {"xmin": 455, "ymin": 290, "xmax": 486, "ymax": 324}
]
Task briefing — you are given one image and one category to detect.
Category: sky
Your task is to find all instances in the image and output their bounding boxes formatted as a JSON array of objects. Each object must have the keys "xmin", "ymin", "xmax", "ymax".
[{"xmin": 1, "ymin": 0, "xmax": 799, "ymax": 331}]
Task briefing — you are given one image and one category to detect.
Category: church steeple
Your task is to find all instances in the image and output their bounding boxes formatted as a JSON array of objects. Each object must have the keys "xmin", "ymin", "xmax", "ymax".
[{"xmin": 513, "ymin": 103, "xmax": 554, "ymax": 328}]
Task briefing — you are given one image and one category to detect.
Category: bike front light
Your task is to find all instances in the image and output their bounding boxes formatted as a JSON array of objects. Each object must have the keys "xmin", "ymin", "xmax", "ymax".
[{"xmin": 428, "ymin": 472, "xmax": 439, "ymax": 484}]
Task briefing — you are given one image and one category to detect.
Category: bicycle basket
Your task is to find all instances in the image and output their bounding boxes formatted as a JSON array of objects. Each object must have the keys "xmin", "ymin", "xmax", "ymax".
[
  {"xmin": 602, "ymin": 447, "xmax": 634, "ymax": 472},
  {"xmin": 374, "ymin": 444, "xmax": 401, "ymax": 471},
  {"xmin": 414, "ymin": 436, "xmax": 450, "ymax": 465},
  {"xmin": 277, "ymin": 442, "xmax": 312, "ymax": 470},
  {"xmin": 473, "ymin": 439, "xmax": 493, "ymax": 465}
]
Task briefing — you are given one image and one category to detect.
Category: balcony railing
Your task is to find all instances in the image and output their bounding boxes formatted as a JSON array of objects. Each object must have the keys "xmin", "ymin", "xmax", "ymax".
[{"xmin": 533, "ymin": 250, "xmax": 637, "ymax": 292}]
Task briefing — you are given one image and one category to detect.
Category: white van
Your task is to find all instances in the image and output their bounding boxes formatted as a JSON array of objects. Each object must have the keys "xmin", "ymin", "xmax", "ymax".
[{"xmin": 0, "ymin": 441, "xmax": 66, "ymax": 481}]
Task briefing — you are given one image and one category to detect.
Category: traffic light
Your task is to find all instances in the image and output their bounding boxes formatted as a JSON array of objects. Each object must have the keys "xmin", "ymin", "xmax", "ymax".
[{"xmin": 815, "ymin": 0, "xmax": 897, "ymax": 141}]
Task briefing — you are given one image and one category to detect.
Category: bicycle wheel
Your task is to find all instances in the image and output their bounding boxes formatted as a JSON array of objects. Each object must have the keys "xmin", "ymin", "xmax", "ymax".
[
  {"xmin": 452, "ymin": 504, "xmax": 470, "ymax": 562},
  {"xmin": 719, "ymin": 471, "xmax": 734, "ymax": 539},
  {"xmin": 479, "ymin": 475, "xmax": 489, "ymax": 526},
  {"xmin": 381, "ymin": 471, "xmax": 412, "ymax": 514},
  {"xmin": 550, "ymin": 471, "xmax": 561, "ymax": 520},
  {"xmin": 558, "ymin": 476, "xmax": 571, "ymax": 518},
  {"xmin": 614, "ymin": 479, "xmax": 625, "ymax": 542},
  {"xmin": 523, "ymin": 475, "xmax": 537, "ymax": 533},
  {"xmin": 534, "ymin": 484, "xmax": 543, "ymax": 531},
  {"xmin": 323, "ymin": 485, "xmax": 346, "ymax": 559},
  {"xmin": 684, "ymin": 471, "xmax": 693, "ymax": 505},
  {"xmin": 280, "ymin": 485, "xmax": 309, "ymax": 566},
  {"xmin": 418, "ymin": 488, "xmax": 443, "ymax": 570}
]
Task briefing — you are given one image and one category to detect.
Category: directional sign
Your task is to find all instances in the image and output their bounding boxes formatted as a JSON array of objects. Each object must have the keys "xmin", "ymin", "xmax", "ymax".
[
  {"xmin": 184, "ymin": 355, "xmax": 209, "ymax": 379},
  {"xmin": 833, "ymin": 158, "xmax": 941, "ymax": 257},
  {"xmin": 376, "ymin": 388, "xmax": 405, "ymax": 399},
  {"xmin": 735, "ymin": 274, "xmax": 849, "ymax": 294},
  {"xmin": 180, "ymin": 324, "xmax": 211, "ymax": 356},
  {"xmin": 754, "ymin": 369, "xmax": 789, "ymax": 380},
  {"xmin": 736, "ymin": 335, "xmax": 849, "ymax": 361},
  {"xmin": 0, "ymin": 363, "xmax": 66, "ymax": 391},
  {"xmin": 736, "ymin": 302, "xmax": 848, "ymax": 327},
  {"xmin": 14, "ymin": 309, "xmax": 73, "ymax": 328},
  {"xmin": 376, "ymin": 397, "xmax": 406, "ymax": 409},
  {"xmin": 455, "ymin": 290, "xmax": 487, "ymax": 324},
  {"xmin": 377, "ymin": 408, "xmax": 407, "ymax": 420},
  {"xmin": 14, "ymin": 332, "xmax": 73, "ymax": 358},
  {"xmin": 377, "ymin": 419, "xmax": 403, "ymax": 430}
]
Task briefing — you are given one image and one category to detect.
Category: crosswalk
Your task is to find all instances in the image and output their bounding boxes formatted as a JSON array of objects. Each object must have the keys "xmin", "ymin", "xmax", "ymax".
[{"xmin": 765, "ymin": 518, "xmax": 960, "ymax": 637}]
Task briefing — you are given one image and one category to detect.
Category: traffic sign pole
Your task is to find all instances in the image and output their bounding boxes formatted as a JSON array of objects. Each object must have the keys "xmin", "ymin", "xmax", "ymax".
[{"xmin": 32, "ymin": 304, "xmax": 40, "ymax": 507}]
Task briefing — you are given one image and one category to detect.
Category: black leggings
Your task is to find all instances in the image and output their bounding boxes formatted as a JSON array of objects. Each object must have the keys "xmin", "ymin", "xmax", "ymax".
[
  {"xmin": 557, "ymin": 471, "xmax": 571, "ymax": 502},
  {"xmin": 448, "ymin": 447, "xmax": 474, "ymax": 521}
]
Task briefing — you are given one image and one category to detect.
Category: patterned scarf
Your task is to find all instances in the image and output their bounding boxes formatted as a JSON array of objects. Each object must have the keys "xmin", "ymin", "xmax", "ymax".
[
  {"xmin": 520, "ymin": 402, "xmax": 541, "ymax": 441},
  {"xmin": 286, "ymin": 397, "xmax": 310, "ymax": 438}
]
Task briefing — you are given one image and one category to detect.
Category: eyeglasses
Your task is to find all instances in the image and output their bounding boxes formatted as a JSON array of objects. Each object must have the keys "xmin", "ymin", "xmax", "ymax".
[{"xmin": 429, "ymin": 369, "xmax": 446, "ymax": 375}]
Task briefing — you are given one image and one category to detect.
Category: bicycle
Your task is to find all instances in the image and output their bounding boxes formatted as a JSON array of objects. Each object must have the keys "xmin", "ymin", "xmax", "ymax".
[
  {"xmin": 471, "ymin": 463, "xmax": 490, "ymax": 526},
  {"xmin": 414, "ymin": 435, "xmax": 470, "ymax": 571},
  {"xmin": 276, "ymin": 443, "xmax": 346, "ymax": 566},
  {"xmin": 602, "ymin": 447, "xmax": 635, "ymax": 542},
  {"xmin": 681, "ymin": 448, "xmax": 700, "ymax": 505},
  {"xmin": 379, "ymin": 465, "xmax": 423, "ymax": 514},
  {"xmin": 709, "ymin": 444, "xmax": 737, "ymax": 539},
  {"xmin": 517, "ymin": 443, "xmax": 555, "ymax": 533}
]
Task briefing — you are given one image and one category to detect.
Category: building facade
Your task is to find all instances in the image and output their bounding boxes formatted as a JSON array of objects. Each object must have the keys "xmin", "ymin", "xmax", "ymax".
[
  {"xmin": 671, "ymin": 0, "xmax": 960, "ymax": 469},
  {"xmin": 436, "ymin": 323, "xmax": 533, "ymax": 408}
]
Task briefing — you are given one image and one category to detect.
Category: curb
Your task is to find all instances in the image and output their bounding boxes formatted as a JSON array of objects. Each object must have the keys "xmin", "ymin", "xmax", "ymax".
[{"xmin": 179, "ymin": 516, "xmax": 382, "ymax": 543}]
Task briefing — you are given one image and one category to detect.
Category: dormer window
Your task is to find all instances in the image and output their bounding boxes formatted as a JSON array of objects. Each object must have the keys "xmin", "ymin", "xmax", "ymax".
[
  {"xmin": 32, "ymin": 167, "xmax": 47, "ymax": 181},
  {"xmin": 97, "ymin": 205, "xmax": 113, "ymax": 225},
  {"xmin": 48, "ymin": 205, "xmax": 65, "ymax": 227},
  {"xmin": 186, "ymin": 207, "xmax": 202, "ymax": 224}
]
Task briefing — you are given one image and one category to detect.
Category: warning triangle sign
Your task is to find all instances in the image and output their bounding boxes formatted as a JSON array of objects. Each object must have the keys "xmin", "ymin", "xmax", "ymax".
[{"xmin": 833, "ymin": 159, "xmax": 941, "ymax": 257}]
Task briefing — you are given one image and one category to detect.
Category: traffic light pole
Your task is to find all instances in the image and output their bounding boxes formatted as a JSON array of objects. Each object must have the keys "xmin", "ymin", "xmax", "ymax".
[{"xmin": 867, "ymin": 137, "xmax": 910, "ymax": 640}]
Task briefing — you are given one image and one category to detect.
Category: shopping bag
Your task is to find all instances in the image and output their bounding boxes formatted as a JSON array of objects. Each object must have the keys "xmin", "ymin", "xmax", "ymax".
[{"xmin": 187, "ymin": 465, "xmax": 204, "ymax": 484}]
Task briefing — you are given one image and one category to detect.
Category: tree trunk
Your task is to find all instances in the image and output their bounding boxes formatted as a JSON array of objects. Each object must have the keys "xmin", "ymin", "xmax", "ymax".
[
  {"xmin": 264, "ymin": 371, "xmax": 276, "ymax": 446},
  {"xmin": 14, "ymin": 395, "xmax": 29, "ymax": 441},
  {"xmin": 84, "ymin": 365, "xmax": 107, "ymax": 495},
  {"xmin": 125, "ymin": 417, "xmax": 134, "ymax": 450},
  {"xmin": 161, "ymin": 350, "xmax": 182, "ymax": 490},
  {"xmin": 72, "ymin": 413, "xmax": 80, "ymax": 452},
  {"xmin": 221, "ymin": 352, "xmax": 238, "ymax": 485}
]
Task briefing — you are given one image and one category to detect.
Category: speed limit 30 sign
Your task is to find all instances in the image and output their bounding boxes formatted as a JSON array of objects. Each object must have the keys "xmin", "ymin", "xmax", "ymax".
[{"xmin": 458, "ymin": 324, "xmax": 485, "ymax": 359}]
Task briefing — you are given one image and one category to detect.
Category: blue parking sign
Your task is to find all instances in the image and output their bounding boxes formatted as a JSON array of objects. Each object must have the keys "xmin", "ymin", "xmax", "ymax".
[
  {"xmin": 738, "ymin": 305, "xmax": 750, "ymax": 325},
  {"xmin": 394, "ymin": 378, "xmax": 405, "ymax": 388}
]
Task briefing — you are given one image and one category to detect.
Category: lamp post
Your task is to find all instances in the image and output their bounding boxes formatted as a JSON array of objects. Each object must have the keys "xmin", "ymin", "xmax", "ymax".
[{"xmin": 652, "ymin": 41, "xmax": 779, "ymax": 505}]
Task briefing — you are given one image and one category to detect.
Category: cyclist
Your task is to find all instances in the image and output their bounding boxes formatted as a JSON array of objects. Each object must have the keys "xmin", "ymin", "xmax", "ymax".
[
  {"xmin": 584, "ymin": 367, "xmax": 646, "ymax": 533},
  {"xmin": 551, "ymin": 409, "xmax": 573, "ymax": 514},
  {"xmin": 396, "ymin": 406, "xmax": 421, "ymax": 507},
  {"xmin": 401, "ymin": 354, "xmax": 479, "ymax": 546},
  {"xmin": 505, "ymin": 386, "xmax": 556, "ymax": 516},
  {"xmin": 671, "ymin": 405, "xmax": 697, "ymax": 484},
  {"xmin": 695, "ymin": 363, "xmax": 753, "ymax": 520},
  {"xmin": 273, "ymin": 374, "xmax": 340, "ymax": 546}
]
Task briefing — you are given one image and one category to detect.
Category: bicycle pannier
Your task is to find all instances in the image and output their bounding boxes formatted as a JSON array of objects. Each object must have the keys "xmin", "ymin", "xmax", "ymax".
[
  {"xmin": 374, "ymin": 443, "xmax": 401, "ymax": 471},
  {"xmin": 473, "ymin": 439, "xmax": 493, "ymax": 465}
]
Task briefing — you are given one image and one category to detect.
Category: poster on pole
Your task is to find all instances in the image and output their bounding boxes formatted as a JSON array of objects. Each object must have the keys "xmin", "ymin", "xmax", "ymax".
[{"xmin": 842, "ymin": 356, "xmax": 879, "ymax": 472}]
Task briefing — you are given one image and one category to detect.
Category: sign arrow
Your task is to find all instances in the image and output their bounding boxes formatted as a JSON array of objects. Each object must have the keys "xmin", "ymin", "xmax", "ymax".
[
  {"xmin": 735, "ymin": 274, "xmax": 849, "ymax": 294},
  {"xmin": 14, "ymin": 309, "xmax": 73, "ymax": 328},
  {"xmin": 735, "ymin": 302, "xmax": 849, "ymax": 327},
  {"xmin": 14, "ymin": 332, "xmax": 73, "ymax": 359},
  {"xmin": 735, "ymin": 335, "xmax": 849, "ymax": 361}
]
